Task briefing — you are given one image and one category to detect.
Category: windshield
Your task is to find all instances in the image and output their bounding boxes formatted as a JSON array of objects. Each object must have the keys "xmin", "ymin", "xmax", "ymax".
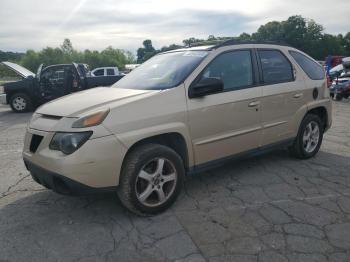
[{"xmin": 113, "ymin": 51, "xmax": 208, "ymax": 90}]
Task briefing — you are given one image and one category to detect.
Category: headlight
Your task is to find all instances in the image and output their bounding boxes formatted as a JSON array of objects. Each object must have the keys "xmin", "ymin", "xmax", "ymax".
[
  {"xmin": 49, "ymin": 132, "xmax": 92, "ymax": 155},
  {"xmin": 72, "ymin": 109, "xmax": 109, "ymax": 128}
]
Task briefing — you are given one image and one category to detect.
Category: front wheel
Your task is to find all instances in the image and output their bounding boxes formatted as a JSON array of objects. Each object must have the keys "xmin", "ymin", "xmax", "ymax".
[
  {"xmin": 9, "ymin": 93, "xmax": 33, "ymax": 113},
  {"xmin": 117, "ymin": 144, "xmax": 185, "ymax": 215},
  {"xmin": 289, "ymin": 114, "xmax": 323, "ymax": 159}
]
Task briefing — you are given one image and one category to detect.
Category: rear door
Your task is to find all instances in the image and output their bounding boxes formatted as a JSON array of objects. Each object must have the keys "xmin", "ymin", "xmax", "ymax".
[
  {"xmin": 186, "ymin": 48, "xmax": 263, "ymax": 165},
  {"xmin": 257, "ymin": 48, "xmax": 306, "ymax": 146}
]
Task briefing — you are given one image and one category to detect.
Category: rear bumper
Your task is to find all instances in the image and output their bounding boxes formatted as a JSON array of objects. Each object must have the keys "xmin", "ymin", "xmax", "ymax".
[
  {"xmin": 0, "ymin": 93, "xmax": 7, "ymax": 104},
  {"xmin": 24, "ymin": 159, "xmax": 116, "ymax": 195}
]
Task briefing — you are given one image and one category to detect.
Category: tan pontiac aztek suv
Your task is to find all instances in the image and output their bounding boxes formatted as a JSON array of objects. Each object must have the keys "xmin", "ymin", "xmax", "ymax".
[{"xmin": 23, "ymin": 41, "xmax": 332, "ymax": 215}]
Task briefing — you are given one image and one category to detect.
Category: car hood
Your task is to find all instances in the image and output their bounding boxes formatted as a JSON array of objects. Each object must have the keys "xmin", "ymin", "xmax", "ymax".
[
  {"xmin": 1, "ymin": 61, "xmax": 35, "ymax": 78},
  {"xmin": 36, "ymin": 87, "xmax": 160, "ymax": 117}
]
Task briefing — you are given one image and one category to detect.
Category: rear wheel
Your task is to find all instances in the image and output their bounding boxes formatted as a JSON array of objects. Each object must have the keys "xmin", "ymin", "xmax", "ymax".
[
  {"xmin": 117, "ymin": 144, "xmax": 185, "ymax": 215},
  {"xmin": 9, "ymin": 93, "xmax": 33, "ymax": 113},
  {"xmin": 289, "ymin": 114, "xmax": 323, "ymax": 159}
]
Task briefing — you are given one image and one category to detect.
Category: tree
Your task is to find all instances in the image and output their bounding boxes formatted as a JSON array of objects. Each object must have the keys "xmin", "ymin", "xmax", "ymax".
[
  {"xmin": 238, "ymin": 33, "xmax": 251, "ymax": 41},
  {"xmin": 60, "ymin": 38, "xmax": 74, "ymax": 56},
  {"xmin": 343, "ymin": 32, "xmax": 350, "ymax": 56},
  {"xmin": 2, "ymin": 15, "xmax": 350, "ymax": 80},
  {"xmin": 160, "ymin": 44, "xmax": 183, "ymax": 52},
  {"xmin": 0, "ymin": 39, "xmax": 135, "ymax": 78},
  {"xmin": 137, "ymin": 39, "xmax": 157, "ymax": 63},
  {"xmin": 182, "ymin": 37, "xmax": 203, "ymax": 47},
  {"xmin": 252, "ymin": 21, "xmax": 285, "ymax": 42}
]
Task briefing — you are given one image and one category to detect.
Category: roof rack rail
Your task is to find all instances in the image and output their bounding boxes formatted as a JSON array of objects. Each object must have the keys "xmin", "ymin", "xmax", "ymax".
[{"xmin": 212, "ymin": 39, "xmax": 291, "ymax": 49}]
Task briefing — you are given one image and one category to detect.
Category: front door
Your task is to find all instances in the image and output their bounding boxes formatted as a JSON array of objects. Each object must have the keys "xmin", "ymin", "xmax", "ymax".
[
  {"xmin": 39, "ymin": 66, "xmax": 66, "ymax": 101},
  {"xmin": 186, "ymin": 49, "xmax": 263, "ymax": 166}
]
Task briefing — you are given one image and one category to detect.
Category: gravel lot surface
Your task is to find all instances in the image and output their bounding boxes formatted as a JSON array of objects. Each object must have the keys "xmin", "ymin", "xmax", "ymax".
[{"xmin": 1, "ymin": 101, "xmax": 350, "ymax": 262}]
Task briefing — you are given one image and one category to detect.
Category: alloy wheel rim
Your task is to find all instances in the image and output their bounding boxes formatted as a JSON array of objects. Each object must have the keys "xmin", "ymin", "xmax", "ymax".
[
  {"xmin": 135, "ymin": 158, "xmax": 177, "ymax": 207},
  {"xmin": 13, "ymin": 97, "xmax": 26, "ymax": 111},
  {"xmin": 302, "ymin": 121, "xmax": 320, "ymax": 153}
]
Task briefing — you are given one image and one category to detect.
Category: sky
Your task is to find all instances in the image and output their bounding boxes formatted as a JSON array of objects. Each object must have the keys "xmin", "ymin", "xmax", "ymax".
[{"xmin": 0, "ymin": 0, "xmax": 349, "ymax": 53}]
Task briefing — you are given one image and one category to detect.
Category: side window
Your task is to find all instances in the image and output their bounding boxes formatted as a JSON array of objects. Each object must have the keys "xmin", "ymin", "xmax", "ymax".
[
  {"xmin": 41, "ymin": 68, "xmax": 63, "ymax": 81},
  {"xmin": 106, "ymin": 69, "xmax": 115, "ymax": 76},
  {"xmin": 40, "ymin": 69, "xmax": 52, "ymax": 80},
  {"xmin": 289, "ymin": 51, "xmax": 325, "ymax": 80},
  {"xmin": 51, "ymin": 70, "xmax": 64, "ymax": 80},
  {"xmin": 200, "ymin": 50, "xmax": 253, "ymax": 91},
  {"xmin": 93, "ymin": 69, "xmax": 104, "ymax": 76},
  {"xmin": 258, "ymin": 50, "xmax": 294, "ymax": 84}
]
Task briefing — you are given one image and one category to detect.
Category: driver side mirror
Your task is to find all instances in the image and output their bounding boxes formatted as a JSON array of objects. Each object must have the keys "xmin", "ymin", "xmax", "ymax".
[{"xmin": 189, "ymin": 77, "xmax": 224, "ymax": 98}]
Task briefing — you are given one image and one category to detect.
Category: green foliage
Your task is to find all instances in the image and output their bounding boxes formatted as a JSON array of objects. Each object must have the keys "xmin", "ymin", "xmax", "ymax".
[
  {"xmin": 0, "ymin": 39, "xmax": 136, "ymax": 78},
  {"xmin": 0, "ymin": 51, "xmax": 25, "ymax": 79},
  {"xmin": 0, "ymin": 50, "xmax": 24, "ymax": 61},
  {"xmin": 1, "ymin": 14, "xmax": 350, "ymax": 79},
  {"xmin": 137, "ymin": 40, "xmax": 158, "ymax": 63},
  {"xmin": 138, "ymin": 15, "xmax": 350, "ymax": 62}
]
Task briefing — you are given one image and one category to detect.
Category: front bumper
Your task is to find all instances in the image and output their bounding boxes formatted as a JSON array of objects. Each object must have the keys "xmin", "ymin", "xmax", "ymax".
[
  {"xmin": 23, "ymin": 128, "xmax": 127, "ymax": 192},
  {"xmin": 0, "ymin": 93, "xmax": 7, "ymax": 104},
  {"xmin": 24, "ymin": 159, "xmax": 116, "ymax": 195}
]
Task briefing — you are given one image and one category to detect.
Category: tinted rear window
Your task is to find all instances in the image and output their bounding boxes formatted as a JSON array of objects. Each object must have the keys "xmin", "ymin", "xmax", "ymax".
[
  {"xmin": 106, "ymin": 69, "xmax": 115, "ymax": 75},
  {"xmin": 289, "ymin": 51, "xmax": 325, "ymax": 80},
  {"xmin": 94, "ymin": 69, "xmax": 104, "ymax": 76},
  {"xmin": 258, "ymin": 50, "xmax": 294, "ymax": 84}
]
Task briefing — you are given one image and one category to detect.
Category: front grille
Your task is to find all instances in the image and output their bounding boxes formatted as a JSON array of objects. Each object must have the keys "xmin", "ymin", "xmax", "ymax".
[{"xmin": 30, "ymin": 134, "xmax": 44, "ymax": 153}]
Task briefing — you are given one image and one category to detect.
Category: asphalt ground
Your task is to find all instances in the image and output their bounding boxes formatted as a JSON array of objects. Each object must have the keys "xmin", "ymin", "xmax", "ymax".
[{"xmin": 1, "ymin": 101, "xmax": 350, "ymax": 262}]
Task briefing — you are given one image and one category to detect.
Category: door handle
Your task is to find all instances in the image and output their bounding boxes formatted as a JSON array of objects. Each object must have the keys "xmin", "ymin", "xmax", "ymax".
[
  {"xmin": 293, "ymin": 93, "xmax": 303, "ymax": 98},
  {"xmin": 248, "ymin": 101, "xmax": 260, "ymax": 107}
]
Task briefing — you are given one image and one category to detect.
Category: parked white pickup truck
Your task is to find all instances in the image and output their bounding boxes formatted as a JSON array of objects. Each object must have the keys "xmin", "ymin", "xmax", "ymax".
[{"xmin": 90, "ymin": 67, "xmax": 120, "ymax": 77}]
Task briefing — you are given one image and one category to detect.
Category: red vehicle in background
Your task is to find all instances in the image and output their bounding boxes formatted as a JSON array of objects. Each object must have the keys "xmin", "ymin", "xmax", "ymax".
[
  {"xmin": 327, "ymin": 56, "xmax": 345, "ymax": 68},
  {"xmin": 325, "ymin": 56, "xmax": 346, "ymax": 87}
]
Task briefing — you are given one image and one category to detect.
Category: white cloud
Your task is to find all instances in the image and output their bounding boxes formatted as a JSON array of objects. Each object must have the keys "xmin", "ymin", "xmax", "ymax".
[{"xmin": 0, "ymin": 0, "xmax": 349, "ymax": 52}]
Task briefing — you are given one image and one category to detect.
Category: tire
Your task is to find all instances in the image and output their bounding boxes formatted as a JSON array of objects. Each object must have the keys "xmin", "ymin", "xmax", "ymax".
[
  {"xmin": 9, "ymin": 93, "xmax": 33, "ymax": 113},
  {"xmin": 289, "ymin": 114, "xmax": 323, "ymax": 159},
  {"xmin": 117, "ymin": 144, "xmax": 185, "ymax": 216},
  {"xmin": 344, "ymin": 95, "xmax": 349, "ymax": 99}
]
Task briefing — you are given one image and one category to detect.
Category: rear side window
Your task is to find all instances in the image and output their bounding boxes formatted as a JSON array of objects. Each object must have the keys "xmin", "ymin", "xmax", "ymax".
[
  {"xmin": 289, "ymin": 51, "xmax": 325, "ymax": 80},
  {"xmin": 201, "ymin": 50, "xmax": 254, "ymax": 91},
  {"xmin": 93, "ymin": 69, "xmax": 104, "ymax": 76},
  {"xmin": 106, "ymin": 69, "xmax": 115, "ymax": 75},
  {"xmin": 258, "ymin": 50, "xmax": 294, "ymax": 84}
]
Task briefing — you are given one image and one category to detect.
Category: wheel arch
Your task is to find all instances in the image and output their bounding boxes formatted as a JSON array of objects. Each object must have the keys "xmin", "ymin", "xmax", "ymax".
[
  {"xmin": 8, "ymin": 90, "xmax": 31, "ymax": 102},
  {"xmin": 306, "ymin": 106, "xmax": 329, "ymax": 131},
  {"xmin": 121, "ymin": 132, "xmax": 191, "ymax": 173}
]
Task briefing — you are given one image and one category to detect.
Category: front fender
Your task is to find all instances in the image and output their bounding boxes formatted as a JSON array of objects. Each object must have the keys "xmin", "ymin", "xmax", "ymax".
[{"xmin": 115, "ymin": 122, "xmax": 194, "ymax": 168}]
